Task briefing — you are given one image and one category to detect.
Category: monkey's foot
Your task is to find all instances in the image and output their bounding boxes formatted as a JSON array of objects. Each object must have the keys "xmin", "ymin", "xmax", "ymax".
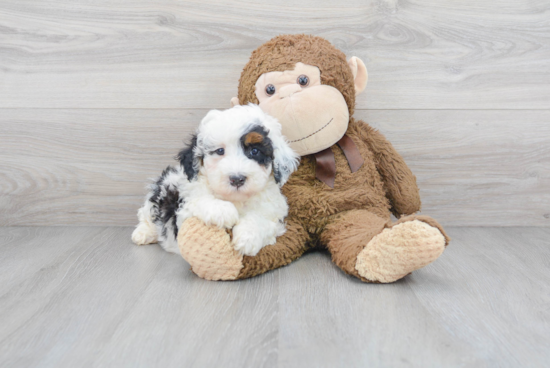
[
  {"xmin": 178, "ymin": 217, "xmax": 243, "ymax": 280},
  {"xmin": 355, "ymin": 220, "xmax": 445, "ymax": 283}
]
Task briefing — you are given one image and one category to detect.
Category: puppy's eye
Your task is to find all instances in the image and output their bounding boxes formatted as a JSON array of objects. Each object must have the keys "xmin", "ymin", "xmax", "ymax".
[
  {"xmin": 297, "ymin": 75, "xmax": 309, "ymax": 87},
  {"xmin": 265, "ymin": 84, "xmax": 276, "ymax": 96},
  {"xmin": 250, "ymin": 148, "xmax": 259, "ymax": 156},
  {"xmin": 215, "ymin": 148, "xmax": 224, "ymax": 155}
]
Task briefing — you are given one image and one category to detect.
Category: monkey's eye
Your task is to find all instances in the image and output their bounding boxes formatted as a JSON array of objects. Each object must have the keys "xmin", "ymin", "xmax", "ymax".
[
  {"xmin": 265, "ymin": 84, "xmax": 276, "ymax": 96},
  {"xmin": 250, "ymin": 148, "xmax": 259, "ymax": 156},
  {"xmin": 297, "ymin": 75, "xmax": 309, "ymax": 87},
  {"xmin": 215, "ymin": 148, "xmax": 225, "ymax": 155}
]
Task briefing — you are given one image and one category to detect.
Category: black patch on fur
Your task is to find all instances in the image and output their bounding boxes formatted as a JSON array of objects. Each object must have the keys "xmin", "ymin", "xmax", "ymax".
[
  {"xmin": 176, "ymin": 134, "xmax": 199, "ymax": 180},
  {"xmin": 149, "ymin": 166, "xmax": 185, "ymax": 240},
  {"xmin": 273, "ymin": 166, "xmax": 283, "ymax": 184},
  {"xmin": 160, "ymin": 185, "xmax": 182, "ymax": 239},
  {"xmin": 149, "ymin": 166, "xmax": 177, "ymax": 211},
  {"xmin": 240, "ymin": 125, "xmax": 274, "ymax": 167}
]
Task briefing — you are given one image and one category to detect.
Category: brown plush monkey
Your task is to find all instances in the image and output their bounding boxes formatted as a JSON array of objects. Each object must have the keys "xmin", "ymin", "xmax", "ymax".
[{"xmin": 178, "ymin": 34, "xmax": 450, "ymax": 283}]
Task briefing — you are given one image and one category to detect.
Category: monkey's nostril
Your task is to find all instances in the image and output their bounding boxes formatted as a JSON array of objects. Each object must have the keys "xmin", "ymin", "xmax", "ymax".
[{"xmin": 229, "ymin": 175, "xmax": 247, "ymax": 188}]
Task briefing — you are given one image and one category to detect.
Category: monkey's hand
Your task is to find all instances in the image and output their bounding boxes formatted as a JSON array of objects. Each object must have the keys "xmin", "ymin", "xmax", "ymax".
[{"xmin": 178, "ymin": 217, "xmax": 244, "ymax": 281}]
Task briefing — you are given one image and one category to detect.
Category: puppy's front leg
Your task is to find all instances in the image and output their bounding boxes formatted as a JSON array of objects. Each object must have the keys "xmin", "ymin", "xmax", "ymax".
[
  {"xmin": 182, "ymin": 196, "xmax": 239, "ymax": 229},
  {"xmin": 232, "ymin": 215, "xmax": 282, "ymax": 256}
]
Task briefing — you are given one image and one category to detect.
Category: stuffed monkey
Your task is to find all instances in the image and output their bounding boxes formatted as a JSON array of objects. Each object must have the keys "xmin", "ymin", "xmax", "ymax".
[{"xmin": 178, "ymin": 34, "xmax": 450, "ymax": 283}]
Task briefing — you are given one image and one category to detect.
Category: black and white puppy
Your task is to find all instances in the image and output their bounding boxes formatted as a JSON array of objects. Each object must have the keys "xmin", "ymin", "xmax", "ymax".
[{"xmin": 131, "ymin": 104, "xmax": 299, "ymax": 256}]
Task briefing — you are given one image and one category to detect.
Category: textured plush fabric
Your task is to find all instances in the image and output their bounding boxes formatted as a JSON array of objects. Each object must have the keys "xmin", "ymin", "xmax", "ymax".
[
  {"xmin": 178, "ymin": 34, "xmax": 449, "ymax": 283},
  {"xmin": 238, "ymin": 34, "xmax": 357, "ymax": 117},
  {"xmin": 234, "ymin": 118, "xmax": 435, "ymax": 281},
  {"xmin": 279, "ymin": 118, "xmax": 417, "ymax": 229},
  {"xmin": 255, "ymin": 62, "xmax": 351, "ymax": 156},
  {"xmin": 237, "ymin": 220, "xmax": 311, "ymax": 279},
  {"xmin": 178, "ymin": 217, "xmax": 243, "ymax": 280},
  {"xmin": 356, "ymin": 220, "xmax": 446, "ymax": 283},
  {"xmin": 320, "ymin": 210, "xmax": 390, "ymax": 281},
  {"xmin": 393, "ymin": 214, "xmax": 451, "ymax": 246}
]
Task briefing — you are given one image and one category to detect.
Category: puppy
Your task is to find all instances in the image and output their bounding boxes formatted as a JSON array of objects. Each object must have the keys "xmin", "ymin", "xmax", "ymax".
[{"xmin": 131, "ymin": 104, "xmax": 299, "ymax": 256}]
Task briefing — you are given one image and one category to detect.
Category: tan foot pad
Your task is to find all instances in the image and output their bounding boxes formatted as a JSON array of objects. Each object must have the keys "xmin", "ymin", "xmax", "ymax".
[
  {"xmin": 177, "ymin": 217, "xmax": 243, "ymax": 281},
  {"xmin": 355, "ymin": 220, "xmax": 445, "ymax": 283}
]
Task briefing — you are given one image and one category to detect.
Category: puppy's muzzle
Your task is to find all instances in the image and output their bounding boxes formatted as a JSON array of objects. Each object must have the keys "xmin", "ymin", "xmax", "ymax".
[{"xmin": 229, "ymin": 175, "xmax": 247, "ymax": 188}]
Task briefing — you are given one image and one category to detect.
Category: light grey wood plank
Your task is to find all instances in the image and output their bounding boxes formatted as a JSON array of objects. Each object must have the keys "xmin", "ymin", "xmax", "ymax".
[
  {"xmin": 0, "ymin": 227, "xmax": 278, "ymax": 368},
  {"xmin": 364, "ymin": 109, "xmax": 550, "ymax": 226},
  {"xmin": 408, "ymin": 227, "xmax": 550, "ymax": 367},
  {"xmin": 1, "ymin": 109, "xmax": 548, "ymax": 226},
  {"xmin": 277, "ymin": 227, "xmax": 550, "ymax": 367},
  {"xmin": 1, "ymin": 0, "xmax": 549, "ymax": 109},
  {"xmin": 0, "ymin": 109, "xmax": 199, "ymax": 226},
  {"xmin": 277, "ymin": 252, "xmax": 477, "ymax": 367},
  {"xmin": 1, "ymin": 227, "xmax": 548, "ymax": 367}
]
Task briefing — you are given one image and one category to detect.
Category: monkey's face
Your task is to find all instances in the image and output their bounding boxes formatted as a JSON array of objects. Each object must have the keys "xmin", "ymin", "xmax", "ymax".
[{"xmin": 253, "ymin": 63, "xmax": 350, "ymax": 156}]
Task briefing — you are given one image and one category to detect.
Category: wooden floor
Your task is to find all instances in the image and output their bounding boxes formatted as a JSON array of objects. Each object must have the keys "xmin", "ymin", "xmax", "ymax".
[{"xmin": 1, "ymin": 227, "xmax": 548, "ymax": 367}]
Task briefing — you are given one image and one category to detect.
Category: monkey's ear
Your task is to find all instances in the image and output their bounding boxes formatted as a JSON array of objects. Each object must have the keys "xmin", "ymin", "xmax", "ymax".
[
  {"xmin": 348, "ymin": 56, "xmax": 368, "ymax": 95},
  {"xmin": 230, "ymin": 97, "xmax": 240, "ymax": 107}
]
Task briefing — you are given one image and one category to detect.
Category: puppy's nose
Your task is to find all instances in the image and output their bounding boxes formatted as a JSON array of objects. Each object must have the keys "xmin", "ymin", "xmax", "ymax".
[
  {"xmin": 229, "ymin": 175, "xmax": 247, "ymax": 188},
  {"xmin": 279, "ymin": 84, "xmax": 302, "ymax": 98}
]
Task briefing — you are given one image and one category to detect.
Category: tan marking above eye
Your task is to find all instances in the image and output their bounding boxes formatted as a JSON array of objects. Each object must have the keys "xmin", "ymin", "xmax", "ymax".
[{"xmin": 245, "ymin": 132, "xmax": 264, "ymax": 145}]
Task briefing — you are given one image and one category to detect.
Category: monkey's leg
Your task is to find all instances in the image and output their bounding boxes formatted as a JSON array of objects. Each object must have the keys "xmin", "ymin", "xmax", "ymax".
[
  {"xmin": 321, "ymin": 210, "xmax": 450, "ymax": 283},
  {"xmin": 178, "ymin": 217, "xmax": 310, "ymax": 281}
]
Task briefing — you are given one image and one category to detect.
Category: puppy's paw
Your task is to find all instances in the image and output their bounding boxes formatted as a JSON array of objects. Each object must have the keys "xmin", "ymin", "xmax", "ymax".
[
  {"xmin": 232, "ymin": 226, "xmax": 265, "ymax": 256},
  {"xmin": 131, "ymin": 222, "xmax": 158, "ymax": 245},
  {"xmin": 197, "ymin": 201, "xmax": 239, "ymax": 229}
]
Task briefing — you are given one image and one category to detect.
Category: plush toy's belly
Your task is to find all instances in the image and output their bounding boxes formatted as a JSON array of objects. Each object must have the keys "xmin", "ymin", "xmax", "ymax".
[{"xmin": 282, "ymin": 145, "xmax": 391, "ymax": 229}]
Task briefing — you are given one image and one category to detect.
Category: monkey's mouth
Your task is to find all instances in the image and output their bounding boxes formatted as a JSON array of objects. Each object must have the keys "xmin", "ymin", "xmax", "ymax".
[{"xmin": 288, "ymin": 118, "xmax": 333, "ymax": 143}]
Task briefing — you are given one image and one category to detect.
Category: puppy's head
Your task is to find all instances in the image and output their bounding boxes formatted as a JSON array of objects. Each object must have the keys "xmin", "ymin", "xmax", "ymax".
[{"xmin": 178, "ymin": 104, "xmax": 299, "ymax": 202}]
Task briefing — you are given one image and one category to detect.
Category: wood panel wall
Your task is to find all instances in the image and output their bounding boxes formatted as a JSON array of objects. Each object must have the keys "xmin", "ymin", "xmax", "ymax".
[{"xmin": 1, "ymin": 0, "xmax": 549, "ymax": 226}]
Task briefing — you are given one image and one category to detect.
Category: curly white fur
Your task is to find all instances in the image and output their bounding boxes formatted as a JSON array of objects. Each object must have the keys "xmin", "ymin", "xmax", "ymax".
[{"xmin": 132, "ymin": 104, "xmax": 299, "ymax": 256}]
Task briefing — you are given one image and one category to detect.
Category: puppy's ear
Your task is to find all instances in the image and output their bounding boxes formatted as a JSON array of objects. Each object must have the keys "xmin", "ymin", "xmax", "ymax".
[
  {"xmin": 273, "ymin": 140, "xmax": 299, "ymax": 186},
  {"xmin": 254, "ymin": 107, "xmax": 299, "ymax": 186},
  {"xmin": 267, "ymin": 126, "xmax": 300, "ymax": 187},
  {"xmin": 176, "ymin": 135, "xmax": 201, "ymax": 181}
]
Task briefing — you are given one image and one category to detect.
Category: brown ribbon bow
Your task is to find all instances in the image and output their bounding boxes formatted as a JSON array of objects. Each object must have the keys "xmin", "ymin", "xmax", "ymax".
[{"xmin": 313, "ymin": 134, "xmax": 364, "ymax": 188}]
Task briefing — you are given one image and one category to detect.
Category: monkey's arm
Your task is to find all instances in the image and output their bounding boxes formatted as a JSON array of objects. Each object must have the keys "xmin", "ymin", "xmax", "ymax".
[
  {"xmin": 355, "ymin": 119, "xmax": 421, "ymax": 217},
  {"xmin": 178, "ymin": 216, "xmax": 310, "ymax": 280}
]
